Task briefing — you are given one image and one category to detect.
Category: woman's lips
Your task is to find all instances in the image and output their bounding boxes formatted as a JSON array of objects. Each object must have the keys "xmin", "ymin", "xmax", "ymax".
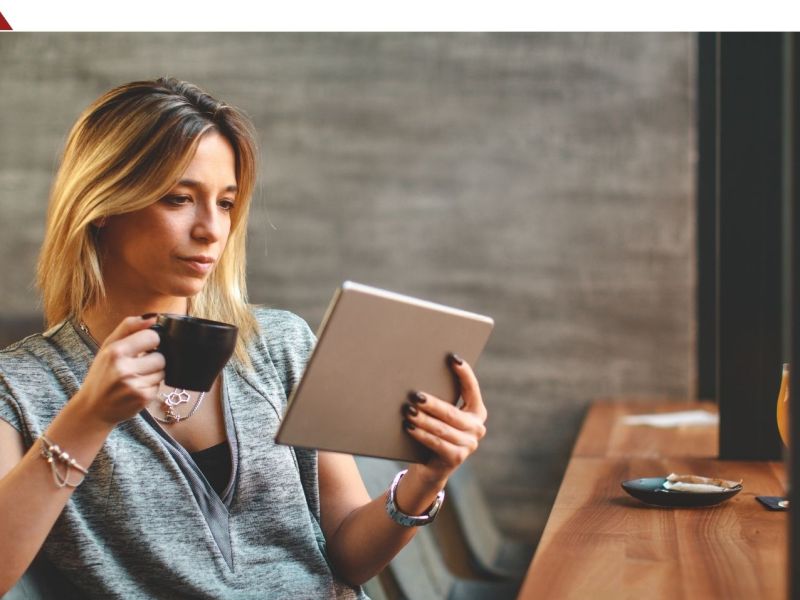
[{"xmin": 177, "ymin": 256, "xmax": 215, "ymax": 274}]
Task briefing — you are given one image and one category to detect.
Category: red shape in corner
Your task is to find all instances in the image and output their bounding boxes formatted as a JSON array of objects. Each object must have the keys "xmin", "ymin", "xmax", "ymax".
[{"xmin": 0, "ymin": 11, "xmax": 12, "ymax": 30}]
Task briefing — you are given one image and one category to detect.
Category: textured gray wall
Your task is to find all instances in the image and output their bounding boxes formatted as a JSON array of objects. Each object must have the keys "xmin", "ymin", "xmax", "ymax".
[{"xmin": 0, "ymin": 33, "xmax": 695, "ymax": 540}]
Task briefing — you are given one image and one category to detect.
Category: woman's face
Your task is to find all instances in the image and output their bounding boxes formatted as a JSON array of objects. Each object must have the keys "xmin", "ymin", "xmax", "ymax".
[{"xmin": 98, "ymin": 131, "xmax": 238, "ymax": 309}]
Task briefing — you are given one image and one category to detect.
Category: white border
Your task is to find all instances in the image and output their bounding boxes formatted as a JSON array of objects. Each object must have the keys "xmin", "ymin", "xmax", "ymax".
[{"xmin": 1, "ymin": 0, "xmax": 798, "ymax": 31}]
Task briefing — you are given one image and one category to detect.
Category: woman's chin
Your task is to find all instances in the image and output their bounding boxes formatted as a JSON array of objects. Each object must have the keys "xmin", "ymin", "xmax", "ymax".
[{"xmin": 169, "ymin": 281, "xmax": 207, "ymax": 298}]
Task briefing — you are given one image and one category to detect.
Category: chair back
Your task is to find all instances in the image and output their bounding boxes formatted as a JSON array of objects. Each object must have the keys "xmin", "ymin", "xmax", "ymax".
[
  {"xmin": 446, "ymin": 464, "xmax": 503, "ymax": 568},
  {"xmin": 355, "ymin": 456, "xmax": 454, "ymax": 600}
]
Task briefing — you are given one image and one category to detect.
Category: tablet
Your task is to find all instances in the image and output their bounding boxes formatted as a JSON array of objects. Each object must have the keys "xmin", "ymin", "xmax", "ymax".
[{"xmin": 275, "ymin": 281, "xmax": 494, "ymax": 463}]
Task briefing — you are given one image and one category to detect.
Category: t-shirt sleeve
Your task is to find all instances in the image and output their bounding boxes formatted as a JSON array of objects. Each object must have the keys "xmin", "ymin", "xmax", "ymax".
[
  {"xmin": 251, "ymin": 306, "xmax": 318, "ymax": 401},
  {"xmin": 283, "ymin": 313, "xmax": 317, "ymax": 392},
  {"xmin": 0, "ymin": 376, "xmax": 24, "ymax": 434}
]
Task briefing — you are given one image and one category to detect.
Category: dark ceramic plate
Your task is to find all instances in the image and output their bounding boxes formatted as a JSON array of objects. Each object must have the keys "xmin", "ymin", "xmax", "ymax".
[{"xmin": 621, "ymin": 477, "xmax": 742, "ymax": 507}]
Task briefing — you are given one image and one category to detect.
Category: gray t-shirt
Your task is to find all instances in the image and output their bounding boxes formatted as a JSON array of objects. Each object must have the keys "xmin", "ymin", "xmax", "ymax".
[{"xmin": 0, "ymin": 307, "xmax": 367, "ymax": 599}]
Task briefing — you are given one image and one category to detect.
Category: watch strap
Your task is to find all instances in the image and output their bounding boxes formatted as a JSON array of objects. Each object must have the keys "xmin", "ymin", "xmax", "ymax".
[{"xmin": 384, "ymin": 469, "xmax": 445, "ymax": 527}]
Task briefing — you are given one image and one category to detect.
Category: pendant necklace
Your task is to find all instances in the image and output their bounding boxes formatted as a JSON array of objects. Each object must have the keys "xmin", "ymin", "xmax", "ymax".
[{"xmin": 154, "ymin": 388, "xmax": 207, "ymax": 424}]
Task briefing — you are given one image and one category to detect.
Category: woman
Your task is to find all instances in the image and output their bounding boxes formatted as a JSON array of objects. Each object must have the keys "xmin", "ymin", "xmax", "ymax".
[{"xmin": 0, "ymin": 77, "xmax": 488, "ymax": 599}]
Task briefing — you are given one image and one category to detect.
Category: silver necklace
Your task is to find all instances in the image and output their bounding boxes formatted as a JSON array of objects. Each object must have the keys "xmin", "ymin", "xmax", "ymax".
[
  {"xmin": 154, "ymin": 388, "xmax": 206, "ymax": 424},
  {"xmin": 78, "ymin": 320, "xmax": 206, "ymax": 424},
  {"xmin": 78, "ymin": 320, "xmax": 100, "ymax": 347}
]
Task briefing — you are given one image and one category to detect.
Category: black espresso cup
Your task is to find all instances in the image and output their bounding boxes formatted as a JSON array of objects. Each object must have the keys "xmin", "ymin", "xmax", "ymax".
[{"xmin": 150, "ymin": 314, "xmax": 238, "ymax": 391}]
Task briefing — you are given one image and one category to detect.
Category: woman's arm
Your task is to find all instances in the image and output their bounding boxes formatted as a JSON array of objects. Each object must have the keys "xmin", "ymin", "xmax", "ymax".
[
  {"xmin": 0, "ymin": 403, "xmax": 114, "ymax": 593},
  {"xmin": 0, "ymin": 316, "xmax": 164, "ymax": 594},
  {"xmin": 319, "ymin": 355, "xmax": 487, "ymax": 586}
]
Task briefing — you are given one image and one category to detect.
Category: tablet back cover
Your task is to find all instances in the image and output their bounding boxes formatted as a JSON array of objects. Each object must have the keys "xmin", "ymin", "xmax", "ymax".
[{"xmin": 275, "ymin": 281, "xmax": 494, "ymax": 462}]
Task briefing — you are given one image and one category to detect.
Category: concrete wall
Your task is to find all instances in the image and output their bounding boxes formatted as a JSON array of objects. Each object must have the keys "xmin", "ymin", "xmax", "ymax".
[{"xmin": 0, "ymin": 33, "xmax": 695, "ymax": 539}]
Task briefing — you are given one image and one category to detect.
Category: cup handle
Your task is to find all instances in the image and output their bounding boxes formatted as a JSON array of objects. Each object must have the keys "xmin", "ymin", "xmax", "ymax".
[{"xmin": 149, "ymin": 322, "xmax": 164, "ymax": 352}]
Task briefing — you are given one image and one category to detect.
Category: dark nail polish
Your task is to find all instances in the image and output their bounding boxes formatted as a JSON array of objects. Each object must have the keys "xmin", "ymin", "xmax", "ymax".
[
  {"xmin": 403, "ymin": 419, "xmax": 416, "ymax": 431},
  {"xmin": 408, "ymin": 391, "xmax": 427, "ymax": 404},
  {"xmin": 448, "ymin": 353, "xmax": 464, "ymax": 366},
  {"xmin": 141, "ymin": 313, "xmax": 158, "ymax": 319},
  {"xmin": 402, "ymin": 403, "xmax": 418, "ymax": 417}
]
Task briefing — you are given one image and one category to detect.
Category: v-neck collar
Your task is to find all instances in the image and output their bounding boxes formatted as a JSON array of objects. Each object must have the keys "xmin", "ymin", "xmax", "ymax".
[{"xmin": 140, "ymin": 372, "xmax": 239, "ymax": 505}]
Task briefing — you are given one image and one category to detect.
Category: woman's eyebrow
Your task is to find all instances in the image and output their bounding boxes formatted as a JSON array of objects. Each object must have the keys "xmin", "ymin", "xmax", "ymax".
[{"xmin": 176, "ymin": 178, "xmax": 238, "ymax": 193}]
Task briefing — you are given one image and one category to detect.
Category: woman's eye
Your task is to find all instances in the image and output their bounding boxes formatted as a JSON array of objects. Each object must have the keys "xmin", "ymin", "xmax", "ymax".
[
  {"xmin": 163, "ymin": 195, "xmax": 191, "ymax": 206},
  {"xmin": 219, "ymin": 199, "xmax": 235, "ymax": 211}
]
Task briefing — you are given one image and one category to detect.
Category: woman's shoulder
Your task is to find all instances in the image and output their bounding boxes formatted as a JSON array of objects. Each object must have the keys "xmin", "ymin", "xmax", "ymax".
[
  {"xmin": 248, "ymin": 305, "xmax": 316, "ymax": 348},
  {"xmin": 0, "ymin": 321, "xmax": 69, "ymax": 378},
  {"xmin": 0, "ymin": 321, "xmax": 75, "ymax": 435},
  {"xmin": 243, "ymin": 305, "xmax": 317, "ymax": 397}
]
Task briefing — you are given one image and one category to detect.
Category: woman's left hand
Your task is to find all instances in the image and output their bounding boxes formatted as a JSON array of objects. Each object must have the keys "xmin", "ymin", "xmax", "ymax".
[{"xmin": 402, "ymin": 354, "xmax": 488, "ymax": 486}]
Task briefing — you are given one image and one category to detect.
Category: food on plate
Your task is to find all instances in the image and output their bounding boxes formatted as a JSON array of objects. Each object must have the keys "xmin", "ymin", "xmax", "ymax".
[{"xmin": 662, "ymin": 473, "xmax": 742, "ymax": 493}]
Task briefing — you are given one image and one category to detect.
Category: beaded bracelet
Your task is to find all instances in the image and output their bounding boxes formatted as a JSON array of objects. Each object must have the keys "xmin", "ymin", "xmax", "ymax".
[{"xmin": 39, "ymin": 435, "xmax": 89, "ymax": 488}]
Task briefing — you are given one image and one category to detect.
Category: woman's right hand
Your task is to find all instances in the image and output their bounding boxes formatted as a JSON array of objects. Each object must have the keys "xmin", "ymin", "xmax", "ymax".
[{"xmin": 74, "ymin": 315, "xmax": 165, "ymax": 427}]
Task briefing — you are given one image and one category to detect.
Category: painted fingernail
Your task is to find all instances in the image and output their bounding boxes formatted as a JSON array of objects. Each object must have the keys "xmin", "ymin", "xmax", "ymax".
[
  {"xmin": 403, "ymin": 419, "xmax": 416, "ymax": 431},
  {"xmin": 141, "ymin": 313, "xmax": 158, "ymax": 319},
  {"xmin": 402, "ymin": 403, "xmax": 418, "ymax": 417},
  {"xmin": 409, "ymin": 391, "xmax": 427, "ymax": 404},
  {"xmin": 448, "ymin": 353, "xmax": 464, "ymax": 366}
]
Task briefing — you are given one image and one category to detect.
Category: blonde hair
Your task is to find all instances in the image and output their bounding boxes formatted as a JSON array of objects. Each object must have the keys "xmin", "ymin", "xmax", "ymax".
[{"xmin": 37, "ymin": 77, "xmax": 259, "ymax": 366}]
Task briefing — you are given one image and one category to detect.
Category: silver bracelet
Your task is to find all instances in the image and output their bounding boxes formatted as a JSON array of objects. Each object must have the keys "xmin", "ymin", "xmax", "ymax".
[
  {"xmin": 39, "ymin": 435, "xmax": 89, "ymax": 489},
  {"xmin": 385, "ymin": 469, "xmax": 445, "ymax": 527}
]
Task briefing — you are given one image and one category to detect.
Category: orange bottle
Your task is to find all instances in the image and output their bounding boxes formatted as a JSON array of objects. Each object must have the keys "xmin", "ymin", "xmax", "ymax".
[{"xmin": 777, "ymin": 363, "xmax": 790, "ymax": 448}]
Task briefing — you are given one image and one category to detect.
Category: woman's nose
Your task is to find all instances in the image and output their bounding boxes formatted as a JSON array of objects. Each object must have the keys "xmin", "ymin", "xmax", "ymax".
[{"xmin": 191, "ymin": 202, "xmax": 223, "ymax": 243}]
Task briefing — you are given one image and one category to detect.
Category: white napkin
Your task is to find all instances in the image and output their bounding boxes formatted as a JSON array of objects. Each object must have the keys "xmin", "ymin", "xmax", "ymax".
[
  {"xmin": 621, "ymin": 410, "xmax": 719, "ymax": 428},
  {"xmin": 663, "ymin": 481, "xmax": 729, "ymax": 493},
  {"xmin": 662, "ymin": 473, "xmax": 742, "ymax": 493}
]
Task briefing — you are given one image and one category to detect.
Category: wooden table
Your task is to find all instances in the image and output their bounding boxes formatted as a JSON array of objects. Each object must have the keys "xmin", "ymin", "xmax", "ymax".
[
  {"xmin": 572, "ymin": 400, "xmax": 719, "ymax": 458},
  {"xmin": 518, "ymin": 400, "xmax": 788, "ymax": 599}
]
